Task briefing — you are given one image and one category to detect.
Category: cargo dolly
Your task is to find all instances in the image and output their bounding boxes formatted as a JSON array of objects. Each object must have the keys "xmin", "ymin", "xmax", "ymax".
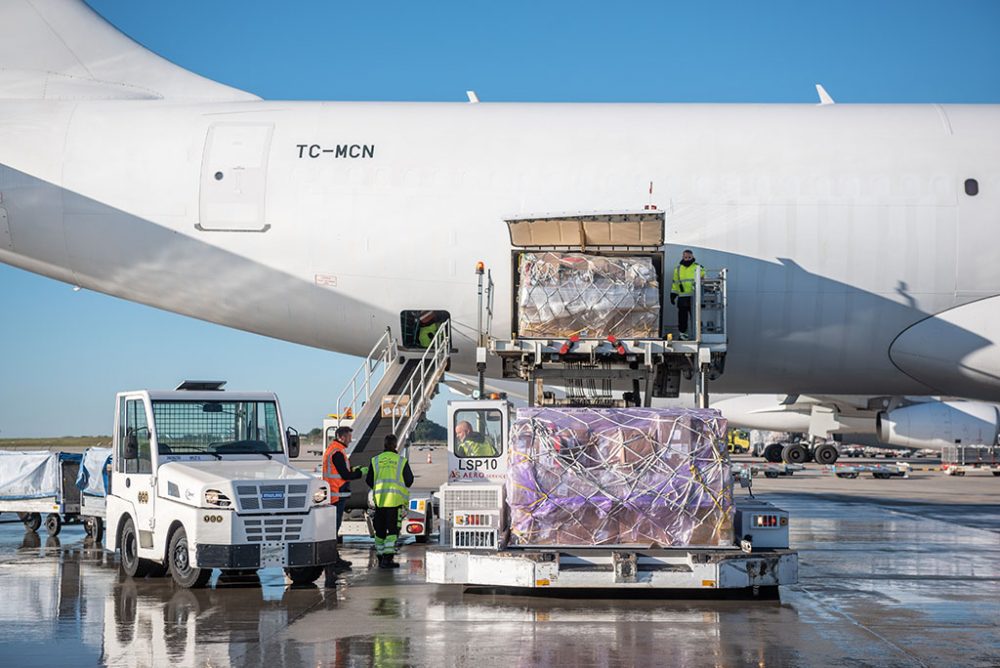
[
  {"xmin": 941, "ymin": 445, "xmax": 1000, "ymax": 477},
  {"xmin": 0, "ymin": 451, "xmax": 82, "ymax": 536},
  {"xmin": 828, "ymin": 463, "xmax": 910, "ymax": 479}
]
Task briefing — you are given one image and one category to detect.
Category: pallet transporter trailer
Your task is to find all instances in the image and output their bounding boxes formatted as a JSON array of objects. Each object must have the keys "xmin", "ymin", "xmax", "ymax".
[
  {"xmin": 426, "ymin": 212, "xmax": 799, "ymax": 593},
  {"xmin": 0, "ymin": 451, "xmax": 85, "ymax": 536}
]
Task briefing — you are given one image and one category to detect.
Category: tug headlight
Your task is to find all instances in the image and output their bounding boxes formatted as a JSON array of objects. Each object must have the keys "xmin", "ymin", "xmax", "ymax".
[{"xmin": 204, "ymin": 489, "xmax": 232, "ymax": 507}]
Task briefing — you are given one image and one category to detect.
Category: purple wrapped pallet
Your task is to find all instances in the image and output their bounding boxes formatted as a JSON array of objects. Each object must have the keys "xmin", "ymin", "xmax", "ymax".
[{"xmin": 506, "ymin": 407, "xmax": 733, "ymax": 547}]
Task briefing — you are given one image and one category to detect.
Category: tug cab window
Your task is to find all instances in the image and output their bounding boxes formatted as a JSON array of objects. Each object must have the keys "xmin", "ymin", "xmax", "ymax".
[
  {"xmin": 400, "ymin": 310, "xmax": 449, "ymax": 349},
  {"xmin": 453, "ymin": 409, "xmax": 503, "ymax": 458}
]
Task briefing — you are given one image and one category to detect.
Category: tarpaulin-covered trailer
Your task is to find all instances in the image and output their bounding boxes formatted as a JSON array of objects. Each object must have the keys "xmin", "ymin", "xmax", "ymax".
[{"xmin": 0, "ymin": 450, "xmax": 83, "ymax": 536}]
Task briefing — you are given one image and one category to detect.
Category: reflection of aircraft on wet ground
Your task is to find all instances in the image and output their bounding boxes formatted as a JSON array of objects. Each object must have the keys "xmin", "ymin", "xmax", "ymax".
[{"xmin": 3, "ymin": 3, "xmax": 1000, "ymax": 423}]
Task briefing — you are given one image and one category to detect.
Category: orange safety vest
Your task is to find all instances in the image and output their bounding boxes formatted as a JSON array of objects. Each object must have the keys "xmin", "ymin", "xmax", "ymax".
[{"xmin": 322, "ymin": 440, "xmax": 351, "ymax": 500}]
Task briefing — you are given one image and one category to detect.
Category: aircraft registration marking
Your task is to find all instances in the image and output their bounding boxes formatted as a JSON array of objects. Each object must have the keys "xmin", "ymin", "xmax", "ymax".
[{"xmin": 296, "ymin": 144, "xmax": 376, "ymax": 159}]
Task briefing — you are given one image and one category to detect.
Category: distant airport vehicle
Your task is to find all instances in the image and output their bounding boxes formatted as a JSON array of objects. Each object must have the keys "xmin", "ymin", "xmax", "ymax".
[
  {"xmin": 941, "ymin": 445, "xmax": 1000, "ymax": 477},
  {"xmin": 728, "ymin": 429, "xmax": 751, "ymax": 454},
  {"xmin": 104, "ymin": 381, "xmax": 338, "ymax": 588},
  {"xmin": 2, "ymin": 0, "xmax": 1000, "ymax": 414}
]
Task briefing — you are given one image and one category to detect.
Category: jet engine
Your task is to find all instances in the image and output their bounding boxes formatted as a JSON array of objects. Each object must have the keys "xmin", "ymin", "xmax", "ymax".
[{"xmin": 876, "ymin": 401, "xmax": 1000, "ymax": 450}]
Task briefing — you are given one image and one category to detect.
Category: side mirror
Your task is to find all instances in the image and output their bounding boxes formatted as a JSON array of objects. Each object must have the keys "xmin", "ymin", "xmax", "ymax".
[
  {"xmin": 123, "ymin": 429, "xmax": 138, "ymax": 460},
  {"xmin": 286, "ymin": 427, "xmax": 300, "ymax": 458}
]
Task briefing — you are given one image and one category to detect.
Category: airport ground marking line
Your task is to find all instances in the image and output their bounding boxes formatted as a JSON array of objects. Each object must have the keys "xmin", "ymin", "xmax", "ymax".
[{"xmin": 795, "ymin": 583, "xmax": 931, "ymax": 668}]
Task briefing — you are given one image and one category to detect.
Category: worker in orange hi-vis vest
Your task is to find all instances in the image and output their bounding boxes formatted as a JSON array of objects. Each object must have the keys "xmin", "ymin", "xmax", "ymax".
[{"xmin": 322, "ymin": 426, "xmax": 366, "ymax": 575}]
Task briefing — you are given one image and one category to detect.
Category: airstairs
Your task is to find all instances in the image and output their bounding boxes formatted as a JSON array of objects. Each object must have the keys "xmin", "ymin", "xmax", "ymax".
[{"xmin": 333, "ymin": 321, "xmax": 451, "ymax": 509}]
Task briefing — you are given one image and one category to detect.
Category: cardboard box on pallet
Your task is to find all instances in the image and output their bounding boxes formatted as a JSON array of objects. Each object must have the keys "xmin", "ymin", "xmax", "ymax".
[
  {"xmin": 506, "ymin": 407, "xmax": 734, "ymax": 547},
  {"xmin": 516, "ymin": 252, "xmax": 660, "ymax": 339}
]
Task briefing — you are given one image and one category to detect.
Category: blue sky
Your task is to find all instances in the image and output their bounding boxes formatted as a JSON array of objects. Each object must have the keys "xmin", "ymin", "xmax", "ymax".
[{"xmin": 1, "ymin": 0, "xmax": 999, "ymax": 437}]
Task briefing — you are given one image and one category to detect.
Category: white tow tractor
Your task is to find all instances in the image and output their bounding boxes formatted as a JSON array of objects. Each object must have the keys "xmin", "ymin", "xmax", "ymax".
[{"xmin": 105, "ymin": 381, "xmax": 338, "ymax": 588}]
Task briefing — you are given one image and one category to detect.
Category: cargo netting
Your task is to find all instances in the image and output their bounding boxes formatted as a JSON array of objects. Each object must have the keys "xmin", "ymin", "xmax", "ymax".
[
  {"xmin": 516, "ymin": 252, "xmax": 660, "ymax": 339},
  {"xmin": 507, "ymin": 408, "xmax": 733, "ymax": 547}
]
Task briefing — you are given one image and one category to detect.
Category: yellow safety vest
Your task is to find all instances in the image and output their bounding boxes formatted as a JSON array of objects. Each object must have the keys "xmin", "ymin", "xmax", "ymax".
[
  {"xmin": 457, "ymin": 438, "xmax": 496, "ymax": 457},
  {"xmin": 371, "ymin": 451, "xmax": 409, "ymax": 508},
  {"xmin": 671, "ymin": 262, "xmax": 701, "ymax": 296},
  {"xmin": 418, "ymin": 322, "xmax": 439, "ymax": 348}
]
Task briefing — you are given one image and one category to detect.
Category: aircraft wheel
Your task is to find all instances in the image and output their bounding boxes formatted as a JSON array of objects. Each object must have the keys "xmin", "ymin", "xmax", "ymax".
[
  {"xmin": 782, "ymin": 443, "xmax": 808, "ymax": 464},
  {"xmin": 814, "ymin": 444, "xmax": 839, "ymax": 465},
  {"xmin": 762, "ymin": 443, "xmax": 783, "ymax": 463},
  {"xmin": 992, "ymin": 471, "xmax": 1000, "ymax": 477},
  {"xmin": 45, "ymin": 513, "xmax": 62, "ymax": 537}
]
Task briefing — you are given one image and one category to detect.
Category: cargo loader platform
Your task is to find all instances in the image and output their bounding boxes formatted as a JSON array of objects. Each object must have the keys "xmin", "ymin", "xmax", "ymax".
[
  {"xmin": 494, "ymin": 210, "xmax": 727, "ymax": 404},
  {"xmin": 426, "ymin": 546, "xmax": 798, "ymax": 591}
]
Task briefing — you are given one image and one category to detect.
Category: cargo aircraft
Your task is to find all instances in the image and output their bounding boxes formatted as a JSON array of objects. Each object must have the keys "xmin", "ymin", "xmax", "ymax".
[{"xmin": 2, "ymin": 0, "xmax": 999, "ymax": 452}]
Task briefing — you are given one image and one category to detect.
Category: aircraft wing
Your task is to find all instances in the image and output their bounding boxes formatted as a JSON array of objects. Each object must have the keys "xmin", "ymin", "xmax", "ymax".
[{"xmin": 0, "ymin": 0, "xmax": 258, "ymax": 101}]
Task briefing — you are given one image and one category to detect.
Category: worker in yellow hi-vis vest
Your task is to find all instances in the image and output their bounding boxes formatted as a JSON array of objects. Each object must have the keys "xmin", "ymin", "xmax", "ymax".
[
  {"xmin": 670, "ymin": 249, "xmax": 702, "ymax": 340},
  {"xmin": 364, "ymin": 434, "xmax": 414, "ymax": 569},
  {"xmin": 417, "ymin": 310, "xmax": 439, "ymax": 348}
]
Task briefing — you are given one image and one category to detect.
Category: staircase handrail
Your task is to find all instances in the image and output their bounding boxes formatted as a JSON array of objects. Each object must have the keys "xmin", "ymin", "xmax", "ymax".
[
  {"xmin": 388, "ymin": 320, "xmax": 451, "ymax": 443},
  {"xmin": 335, "ymin": 327, "xmax": 398, "ymax": 426}
]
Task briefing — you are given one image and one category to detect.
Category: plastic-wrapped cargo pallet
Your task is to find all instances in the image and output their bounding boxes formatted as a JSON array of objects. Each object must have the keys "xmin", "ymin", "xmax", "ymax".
[
  {"xmin": 517, "ymin": 252, "xmax": 660, "ymax": 339},
  {"xmin": 507, "ymin": 407, "xmax": 734, "ymax": 547}
]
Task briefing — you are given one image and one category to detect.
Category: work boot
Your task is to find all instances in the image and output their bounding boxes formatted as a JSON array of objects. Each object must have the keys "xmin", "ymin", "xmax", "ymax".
[
  {"xmin": 382, "ymin": 555, "xmax": 400, "ymax": 569},
  {"xmin": 335, "ymin": 557, "xmax": 353, "ymax": 570}
]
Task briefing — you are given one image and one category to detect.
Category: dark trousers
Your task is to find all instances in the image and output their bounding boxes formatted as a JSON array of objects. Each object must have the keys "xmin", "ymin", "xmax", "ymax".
[
  {"xmin": 334, "ymin": 499, "xmax": 345, "ymax": 536},
  {"xmin": 373, "ymin": 505, "xmax": 403, "ymax": 556},
  {"xmin": 677, "ymin": 296, "xmax": 692, "ymax": 334}
]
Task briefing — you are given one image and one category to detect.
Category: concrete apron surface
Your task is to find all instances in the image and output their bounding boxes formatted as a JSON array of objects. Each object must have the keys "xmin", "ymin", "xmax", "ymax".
[{"xmin": 0, "ymin": 471, "xmax": 998, "ymax": 667}]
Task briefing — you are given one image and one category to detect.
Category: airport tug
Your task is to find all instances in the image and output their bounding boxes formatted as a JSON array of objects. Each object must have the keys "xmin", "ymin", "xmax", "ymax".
[
  {"xmin": 105, "ymin": 382, "xmax": 338, "ymax": 588},
  {"xmin": 426, "ymin": 211, "xmax": 799, "ymax": 593}
]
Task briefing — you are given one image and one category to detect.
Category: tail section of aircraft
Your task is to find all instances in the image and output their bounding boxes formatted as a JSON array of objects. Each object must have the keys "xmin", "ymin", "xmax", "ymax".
[{"xmin": 0, "ymin": 0, "xmax": 258, "ymax": 101}]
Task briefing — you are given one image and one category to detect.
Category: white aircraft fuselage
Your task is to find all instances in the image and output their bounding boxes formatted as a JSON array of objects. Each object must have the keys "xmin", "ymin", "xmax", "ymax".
[{"xmin": 1, "ymin": 3, "xmax": 998, "ymax": 401}]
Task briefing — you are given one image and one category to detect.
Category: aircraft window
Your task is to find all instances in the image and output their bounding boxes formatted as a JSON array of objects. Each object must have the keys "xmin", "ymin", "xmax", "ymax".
[
  {"xmin": 214, "ymin": 171, "xmax": 224, "ymax": 181},
  {"xmin": 965, "ymin": 179, "xmax": 978, "ymax": 196},
  {"xmin": 453, "ymin": 409, "xmax": 503, "ymax": 458}
]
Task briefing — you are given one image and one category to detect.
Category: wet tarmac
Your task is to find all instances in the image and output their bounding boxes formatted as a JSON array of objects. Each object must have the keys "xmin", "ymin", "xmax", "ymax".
[{"xmin": 0, "ymin": 468, "xmax": 998, "ymax": 667}]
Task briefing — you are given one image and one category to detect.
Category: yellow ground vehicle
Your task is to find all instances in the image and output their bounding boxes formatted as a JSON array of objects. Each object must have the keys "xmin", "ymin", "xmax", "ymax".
[{"xmin": 728, "ymin": 429, "xmax": 750, "ymax": 454}]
